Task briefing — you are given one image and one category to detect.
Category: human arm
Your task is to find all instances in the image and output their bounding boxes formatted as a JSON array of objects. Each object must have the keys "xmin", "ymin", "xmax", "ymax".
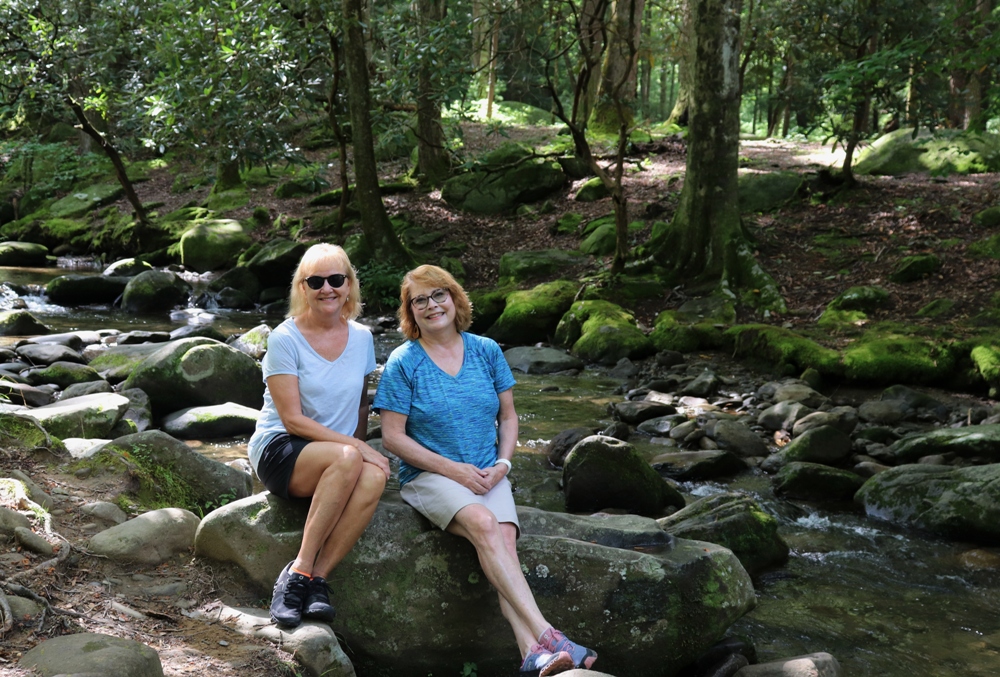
[
  {"xmin": 269, "ymin": 373, "xmax": 390, "ymax": 478},
  {"xmin": 480, "ymin": 388, "xmax": 517, "ymax": 490},
  {"xmin": 381, "ymin": 409, "xmax": 492, "ymax": 494}
]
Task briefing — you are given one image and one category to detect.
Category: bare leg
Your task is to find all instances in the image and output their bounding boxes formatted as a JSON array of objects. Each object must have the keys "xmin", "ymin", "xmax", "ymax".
[
  {"xmin": 496, "ymin": 523, "xmax": 539, "ymax": 656},
  {"xmin": 287, "ymin": 442, "xmax": 364, "ymax": 573},
  {"xmin": 311, "ymin": 463, "xmax": 386, "ymax": 577},
  {"xmin": 447, "ymin": 504, "xmax": 549, "ymax": 657}
]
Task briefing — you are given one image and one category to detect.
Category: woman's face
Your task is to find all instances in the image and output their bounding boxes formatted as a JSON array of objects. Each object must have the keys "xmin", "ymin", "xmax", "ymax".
[
  {"xmin": 302, "ymin": 264, "xmax": 351, "ymax": 317},
  {"xmin": 408, "ymin": 283, "xmax": 456, "ymax": 336}
]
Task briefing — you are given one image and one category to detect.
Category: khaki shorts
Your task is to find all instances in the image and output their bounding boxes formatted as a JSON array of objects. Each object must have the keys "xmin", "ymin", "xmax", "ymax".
[{"xmin": 400, "ymin": 472, "xmax": 520, "ymax": 537}]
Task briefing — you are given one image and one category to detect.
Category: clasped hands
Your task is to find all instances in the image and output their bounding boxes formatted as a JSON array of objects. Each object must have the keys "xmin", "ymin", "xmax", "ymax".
[{"xmin": 449, "ymin": 461, "xmax": 508, "ymax": 495}]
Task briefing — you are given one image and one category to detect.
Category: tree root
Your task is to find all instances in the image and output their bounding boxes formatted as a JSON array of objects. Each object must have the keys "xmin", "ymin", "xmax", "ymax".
[{"xmin": 0, "ymin": 589, "xmax": 12, "ymax": 636}]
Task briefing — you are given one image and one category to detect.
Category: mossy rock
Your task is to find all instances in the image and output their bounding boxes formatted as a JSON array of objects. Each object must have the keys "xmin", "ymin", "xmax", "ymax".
[
  {"xmin": 245, "ymin": 238, "xmax": 308, "ymax": 289},
  {"xmin": 121, "ymin": 270, "xmax": 192, "ymax": 314},
  {"xmin": 855, "ymin": 128, "xmax": 1000, "ymax": 176},
  {"xmin": 207, "ymin": 266, "xmax": 261, "ymax": 301},
  {"xmin": 557, "ymin": 156, "xmax": 592, "ymax": 179},
  {"xmin": 48, "ymin": 183, "xmax": 124, "ymax": 218},
  {"xmin": 0, "ymin": 241, "xmax": 48, "ymax": 266},
  {"xmin": 485, "ymin": 280, "xmax": 579, "ymax": 345},
  {"xmin": 916, "ymin": 298, "xmax": 956, "ymax": 318},
  {"xmin": 579, "ymin": 275, "xmax": 666, "ymax": 302},
  {"xmin": 737, "ymin": 171, "xmax": 803, "ymax": 213},
  {"xmin": 553, "ymin": 212, "xmax": 584, "ymax": 234},
  {"xmin": 481, "ymin": 141, "xmax": 534, "ymax": 167},
  {"xmin": 773, "ymin": 462, "xmax": 866, "ymax": 502},
  {"xmin": 580, "ymin": 221, "xmax": 616, "ymax": 255},
  {"xmin": 889, "ymin": 254, "xmax": 941, "ymax": 283},
  {"xmin": 817, "ymin": 308, "xmax": 867, "ymax": 330},
  {"xmin": 0, "ymin": 310, "xmax": 51, "ymax": 337},
  {"xmin": 554, "ymin": 300, "xmax": 655, "ymax": 365},
  {"xmin": 574, "ymin": 177, "xmax": 610, "ymax": 202},
  {"xmin": 672, "ymin": 297, "xmax": 736, "ymax": 325},
  {"xmin": 828, "ymin": 285, "xmax": 889, "ymax": 312},
  {"xmin": 725, "ymin": 324, "xmax": 843, "ymax": 377},
  {"xmin": 0, "ymin": 412, "xmax": 65, "ymax": 454},
  {"xmin": 274, "ymin": 177, "xmax": 322, "ymax": 198},
  {"xmin": 497, "ymin": 249, "xmax": 586, "ymax": 285},
  {"xmin": 442, "ymin": 147, "xmax": 566, "ymax": 215},
  {"xmin": 204, "ymin": 188, "xmax": 249, "ymax": 213},
  {"xmin": 650, "ymin": 313, "xmax": 725, "ymax": 353},
  {"xmin": 969, "ymin": 234, "xmax": 1000, "ymax": 259},
  {"xmin": 973, "ymin": 206, "xmax": 1000, "ymax": 228},
  {"xmin": 468, "ymin": 287, "xmax": 512, "ymax": 335},
  {"xmin": 971, "ymin": 345, "xmax": 1000, "ymax": 390},
  {"xmin": 178, "ymin": 220, "xmax": 252, "ymax": 272},
  {"xmin": 46, "ymin": 274, "xmax": 130, "ymax": 306},
  {"xmin": 841, "ymin": 333, "xmax": 956, "ymax": 384}
]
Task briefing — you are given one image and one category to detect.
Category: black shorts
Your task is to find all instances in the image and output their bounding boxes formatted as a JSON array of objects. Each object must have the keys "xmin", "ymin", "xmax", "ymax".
[{"xmin": 256, "ymin": 433, "xmax": 311, "ymax": 500}]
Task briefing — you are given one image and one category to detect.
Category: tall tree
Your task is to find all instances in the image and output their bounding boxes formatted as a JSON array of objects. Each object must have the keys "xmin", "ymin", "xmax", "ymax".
[
  {"xmin": 643, "ymin": 0, "xmax": 785, "ymax": 311},
  {"xmin": 415, "ymin": 0, "xmax": 454, "ymax": 186}
]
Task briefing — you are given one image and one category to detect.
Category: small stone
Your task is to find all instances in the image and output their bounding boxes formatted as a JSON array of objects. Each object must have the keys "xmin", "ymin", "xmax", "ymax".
[{"xmin": 14, "ymin": 526, "xmax": 55, "ymax": 556}]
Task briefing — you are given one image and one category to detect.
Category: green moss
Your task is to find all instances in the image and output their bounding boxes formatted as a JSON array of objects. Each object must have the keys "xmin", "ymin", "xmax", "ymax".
[
  {"xmin": 725, "ymin": 324, "xmax": 843, "ymax": 377},
  {"xmin": 842, "ymin": 333, "xmax": 957, "ymax": 384},
  {"xmin": 205, "ymin": 188, "xmax": 249, "ymax": 213},
  {"xmin": 554, "ymin": 300, "xmax": 654, "ymax": 365},
  {"xmin": 971, "ymin": 345, "xmax": 1000, "ymax": 383},
  {"xmin": 817, "ymin": 308, "xmax": 867, "ymax": 330},
  {"xmin": 917, "ymin": 298, "xmax": 956, "ymax": 318},
  {"xmin": 553, "ymin": 212, "xmax": 583, "ymax": 234},
  {"xmin": 73, "ymin": 444, "xmax": 197, "ymax": 513},
  {"xmin": 973, "ymin": 206, "xmax": 1000, "ymax": 228},
  {"xmin": 650, "ymin": 313, "xmax": 711, "ymax": 353},
  {"xmin": 969, "ymin": 234, "xmax": 1000, "ymax": 259},
  {"xmin": 485, "ymin": 279, "xmax": 579, "ymax": 345},
  {"xmin": 828, "ymin": 285, "xmax": 889, "ymax": 312},
  {"xmin": 889, "ymin": 254, "xmax": 941, "ymax": 283},
  {"xmin": 737, "ymin": 171, "xmax": 803, "ymax": 213},
  {"xmin": 469, "ymin": 287, "xmax": 513, "ymax": 334}
]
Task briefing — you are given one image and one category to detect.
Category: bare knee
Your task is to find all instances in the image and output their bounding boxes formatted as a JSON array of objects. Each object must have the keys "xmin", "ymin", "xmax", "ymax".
[
  {"xmin": 456, "ymin": 505, "xmax": 503, "ymax": 549},
  {"xmin": 323, "ymin": 443, "xmax": 363, "ymax": 476},
  {"xmin": 357, "ymin": 462, "xmax": 387, "ymax": 498}
]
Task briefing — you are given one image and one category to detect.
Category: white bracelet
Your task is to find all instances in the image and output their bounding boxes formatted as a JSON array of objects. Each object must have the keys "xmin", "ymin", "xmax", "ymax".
[{"xmin": 494, "ymin": 458, "xmax": 512, "ymax": 473}]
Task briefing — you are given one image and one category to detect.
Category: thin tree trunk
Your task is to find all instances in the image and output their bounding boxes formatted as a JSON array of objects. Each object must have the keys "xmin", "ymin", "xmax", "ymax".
[
  {"xmin": 486, "ymin": 13, "xmax": 501, "ymax": 119},
  {"xmin": 416, "ymin": 0, "xmax": 451, "ymax": 186},
  {"xmin": 666, "ymin": 0, "xmax": 692, "ymax": 126}
]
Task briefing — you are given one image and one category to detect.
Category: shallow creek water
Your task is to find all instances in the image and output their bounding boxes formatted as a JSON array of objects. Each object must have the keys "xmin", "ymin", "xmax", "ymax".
[{"xmin": 4, "ymin": 264, "xmax": 1000, "ymax": 676}]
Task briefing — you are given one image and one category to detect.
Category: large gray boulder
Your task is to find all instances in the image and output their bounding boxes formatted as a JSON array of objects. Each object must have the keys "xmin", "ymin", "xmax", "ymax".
[
  {"xmin": 773, "ymin": 462, "xmax": 866, "ymax": 502},
  {"xmin": 45, "ymin": 274, "xmax": 130, "ymax": 306},
  {"xmin": 761, "ymin": 425, "xmax": 852, "ymax": 473},
  {"xmin": 563, "ymin": 435, "xmax": 684, "ymax": 516},
  {"xmin": 246, "ymin": 238, "xmax": 308, "ymax": 289},
  {"xmin": 195, "ymin": 493, "xmax": 756, "ymax": 677},
  {"xmin": 122, "ymin": 337, "xmax": 264, "ymax": 415},
  {"xmin": 757, "ymin": 401, "xmax": 813, "ymax": 431},
  {"xmin": 0, "ymin": 241, "xmax": 48, "ymax": 266},
  {"xmin": 15, "ymin": 342, "xmax": 85, "ymax": 366},
  {"xmin": 442, "ymin": 143, "xmax": 567, "ymax": 214},
  {"xmin": 856, "ymin": 463, "xmax": 1000, "ymax": 544},
  {"xmin": 19, "ymin": 392, "xmax": 129, "ymax": 439},
  {"xmin": 20, "ymin": 633, "xmax": 163, "ymax": 677},
  {"xmin": 651, "ymin": 450, "xmax": 746, "ymax": 481},
  {"xmin": 94, "ymin": 430, "xmax": 252, "ymax": 511},
  {"xmin": 888, "ymin": 424, "xmax": 1000, "ymax": 464},
  {"xmin": 88, "ymin": 340, "xmax": 212, "ymax": 383},
  {"xmin": 709, "ymin": 419, "xmax": 769, "ymax": 457},
  {"xmin": 23, "ymin": 360, "xmax": 102, "ymax": 388},
  {"xmin": 121, "ymin": 270, "xmax": 191, "ymax": 313},
  {"xmin": 658, "ymin": 492, "xmax": 789, "ymax": 577},
  {"xmin": 162, "ymin": 402, "xmax": 260, "ymax": 439},
  {"xmin": 503, "ymin": 346, "xmax": 584, "ymax": 374},
  {"xmin": 0, "ymin": 310, "xmax": 51, "ymax": 336},
  {"xmin": 178, "ymin": 219, "xmax": 251, "ymax": 272},
  {"xmin": 88, "ymin": 508, "xmax": 201, "ymax": 564}
]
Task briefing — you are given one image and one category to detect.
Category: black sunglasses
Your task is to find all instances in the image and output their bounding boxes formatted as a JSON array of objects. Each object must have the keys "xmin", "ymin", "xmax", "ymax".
[{"xmin": 304, "ymin": 274, "xmax": 348, "ymax": 290}]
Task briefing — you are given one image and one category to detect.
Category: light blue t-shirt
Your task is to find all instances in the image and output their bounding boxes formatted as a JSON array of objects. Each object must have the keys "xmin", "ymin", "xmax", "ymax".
[
  {"xmin": 374, "ymin": 332, "xmax": 517, "ymax": 487},
  {"xmin": 247, "ymin": 318, "xmax": 376, "ymax": 474}
]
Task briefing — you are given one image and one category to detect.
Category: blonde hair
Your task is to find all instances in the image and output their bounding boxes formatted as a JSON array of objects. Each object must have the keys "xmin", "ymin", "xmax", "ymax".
[
  {"xmin": 398, "ymin": 265, "xmax": 472, "ymax": 340},
  {"xmin": 287, "ymin": 244, "xmax": 362, "ymax": 320}
]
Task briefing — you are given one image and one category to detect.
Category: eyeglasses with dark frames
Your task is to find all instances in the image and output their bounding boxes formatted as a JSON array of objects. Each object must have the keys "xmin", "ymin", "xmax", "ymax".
[
  {"xmin": 304, "ymin": 274, "xmax": 348, "ymax": 290},
  {"xmin": 410, "ymin": 288, "xmax": 450, "ymax": 310}
]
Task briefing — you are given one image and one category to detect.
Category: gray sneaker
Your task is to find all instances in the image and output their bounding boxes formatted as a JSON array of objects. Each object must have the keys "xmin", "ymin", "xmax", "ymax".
[
  {"xmin": 269, "ymin": 562, "xmax": 310, "ymax": 627},
  {"xmin": 302, "ymin": 576, "xmax": 336, "ymax": 622}
]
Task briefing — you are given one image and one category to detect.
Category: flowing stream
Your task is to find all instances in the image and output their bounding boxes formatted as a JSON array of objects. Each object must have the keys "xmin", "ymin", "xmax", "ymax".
[{"xmin": 3, "ymin": 264, "xmax": 1000, "ymax": 676}]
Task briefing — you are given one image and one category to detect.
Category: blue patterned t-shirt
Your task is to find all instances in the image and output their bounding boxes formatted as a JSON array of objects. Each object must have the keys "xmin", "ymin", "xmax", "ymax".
[{"xmin": 374, "ymin": 332, "xmax": 517, "ymax": 487}]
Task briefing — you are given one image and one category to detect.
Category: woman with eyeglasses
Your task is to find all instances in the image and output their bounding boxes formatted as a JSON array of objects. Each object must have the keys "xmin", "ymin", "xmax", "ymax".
[
  {"xmin": 375, "ymin": 265, "xmax": 596, "ymax": 676},
  {"xmin": 247, "ymin": 243, "xmax": 389, "ymax": 628}
]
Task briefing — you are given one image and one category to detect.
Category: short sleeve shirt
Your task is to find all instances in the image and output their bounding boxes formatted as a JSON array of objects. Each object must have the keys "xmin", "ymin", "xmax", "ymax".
[
  {"xmin": 247, "ymin": 318, "xmax": 376, "ymax": 473},
  {"xmin": 374, "ymin": 332, "xmax": 516, "ymax": 487}
]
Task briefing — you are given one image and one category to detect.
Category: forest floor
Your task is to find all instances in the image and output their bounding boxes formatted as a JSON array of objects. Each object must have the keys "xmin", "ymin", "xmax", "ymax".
[{"xmin": 3, "ymin": 124, "xmax": 1000, "ymax": 675}]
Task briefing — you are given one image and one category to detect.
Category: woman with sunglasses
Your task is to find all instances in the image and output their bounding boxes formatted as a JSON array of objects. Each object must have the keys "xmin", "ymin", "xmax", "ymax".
[
  {"xmin": 247, "ymin": 243, "xmax": 390, "ymax": 628},
  {"xmin": 375, "ymin": 265, "xmax": 596, "ymax": 676}
]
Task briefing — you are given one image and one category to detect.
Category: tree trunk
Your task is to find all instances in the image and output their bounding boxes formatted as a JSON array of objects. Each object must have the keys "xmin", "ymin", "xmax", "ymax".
[
  {"xmin": 658, "ymin": 62, "xmax": 669, "ymax": 120},
  {"xmin": 841, "ymin": 26, "xmax": 878, "ymax": 186},
  {"xmin": 593, "ymin": 0, "xmax": 644, "ymax": 129},
  {"xmin": 576, "ymin": 0, "xmax": 609, "ymax": 127},
  {"xmin": 665, "ymin": 0, "xmax": 693, "ymax": 126},
  {"xmin": 486, "ymin": 13, "xmax": 501, "ymax": 119},
  {"xmin": 416, "ymin": 0, "xmax": 451, "ymax": 186},
  {"xmin": 325, "ymin": 32, "xmax": 349, "ymax": 238},
  {"xmin": 643, "ymin": 0, "xmax": 784, "ymax": 312},
  {"xmin": 343, "ymin": 0, "xmax": 412, "ymax": 266}
]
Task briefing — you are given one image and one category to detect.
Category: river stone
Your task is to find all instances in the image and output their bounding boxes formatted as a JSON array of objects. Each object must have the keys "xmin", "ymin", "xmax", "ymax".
[
  {"xmin": 19, "ymin": 392, "xmax": 129, "ymax": 439},
  {"xmin": 23, "ymin": 360, "xmax": 102, "ymax": 389},
  {"xmin": 889, "ymin": 254, "xmax": 941, "ymax": 283},
  {"xmin": 120, "ymin": 388, "xmax": 153, "ymax": 432},
  {"xmin": 64, "ymin": 438, "xmax": 110, "ymax": 459},
  {"xmin": 734, "ymin": 652, "xmax": 841, "ymax": 677},
  {"xmin": 757, "ymin": 401, "xmax": 813, "ymax": 431},
  {"xmin": 161, "ymin": 402, "xmax": 260, "ymax": 439},
  {"xmin": 117, "ymin": 330, "xmax": 172, "ymax": 345},
  {"xmin": 121, "ymin": 270, "xmax": 192, "ymax": 313},
  {"xmin": 682, "ymin": 370, "xmax": 720, "ymax": 398},
  {"xmin": 554, "ymin": 300, "xmax": 655, "ymax": 365},
  {"xmin": 81, "ymin": 501, "xmax": 128, "ymax": 524},
  {"xmin": 761, "ymin": 425, "xmax": 853, "ymax": 473},
  {"xmin": 103, "ymin": 257, "xmax": 154, "ymax": 277},
  {"xmin": 792, "ymin": 407, "xmax": 858, "ymax": 437},
  {"xmin": 545, "ymin": 427, "xmax": 594, "ymax": 467},
  {"xmin": 772, "ymin": 383, "xmax": 828, "ymax": 408},
  {"xmin": 15, "ymin": 342, "xmax": 85, "ymax": 366},
  {"xmin": 0, "ymin": 310, "xmax": 51, "ymax": 336},
  {"xmin": 0, "ymin": 506, "xmax": 31, "ymax": 538},
  {"xmin": 215, "ymin": 286, "xmax": 255, "ymax": 309},
  {"xmin": 709, "ymin": 419, "xmax": 768, "ymax": 457},
  {"xmin": 2, "ymin": 470, "xmax": 53, "ymax": 510},
  {"xmin": 228, "ymin": 323, "xmax": 270, "ymax": 360},
  {"xmin": 612, "ymin": 400, "xmax": 677, "ymax": 425},
  {"xmin": 503, "ymin": 346, "xmax": 585, "ymax": 374},
  {"xmin": 45, "ymin": 274, "xmax": 130, "ymax": 306},
  {"xmin": 442, "ymin": 151, "xmax": 567, "ymax": 214},
  {"xmin": 858, "ymin": 399, "xmax": 908, "ymax": 424},
  {"xmin": 879, "ymin": 384, "xmax": 950, "ymax": 419},
  {"xmin": 0, "ymin": 381, "xmax": 53, "ymax": 407},
  {"xmin": 516, "ymin": 506, "xmax": 673, "ymax": 549},
  {"xmin": 169, "ymin": 324, "xmax": 229, "ymax": 342},
  {"xmin": 96, "ymin": 430, "xmax": 252, "ymax": 509},
  {"xmin": 773, "ymin": 462, "xmax": 866, "ymax": 502},
  {"xmin": 637, "ymin": 414, "xmax": 688, "ymax": 436},
  {"xmin": 0, "ymin": 413, "xmax": 65, "ymax": 454},
  {"xmin": 88, "ymin": 340, "xmax": 215, "ymax": 383},
  {"xmin": 497, "ymin": 249, "xmax": 587, "ymax": 285},
  {"xmin": 89, "ymin": 508, "xmax": 200, "ymax": 564},
  {"xmin": 7, "ymin": 595, "xmax": 42, "ymax": 623},
  {"xmin": 15, "ymin": 526, "xmax": 54, "ymax": 555},
  {"xmin": 485, "ymin": 280, "xmax": 578, "ymax": 345},
  {"xmin": 563, "ymin": 435, "xmax": 684, "ymax": 516},
  {"xmin": 651, "ymin": 450, "xmax": 746, "ymax": 481},
  {"xmin": 246, "ymin": 237, "xmax": 308, "ymax": 289},
  {"xmin": 888, "ymin": 424, "xmax": 1000, "ymax": 464},
  {"xmin": 190, "ymin": 605, "xmax": 354, "ymax": 677},
  {"xmin": 122, "ymin": 337, "xmax": 264, "ymax": 415},
  {"xmin": 208, "ymin": 266, "xmax": 261, "ymax": 301},
  {"xmin": 19, "ymin": 632, "xmax": 164, "ymax": 677},
  {"xmin": 195, "ymin": 492, "xmax": 755, "ymax": 677},
  {"xmin": 179, "ymin": 220, "xmax": 251, "ymax": 272},
  {"xmin": 60, "ymin": 379, "xmax": 113, "ymax": 399},
  {"xmin": 857, "ymin": 463, "xmax": 1000, "ymax": 543},
  {"xmin": 658, "ymin": 492, "xmax": 789, "ymax": 577},
  {"xmin": 0, "ymin": 241, "xmax": 48, "ymax": 266}
]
